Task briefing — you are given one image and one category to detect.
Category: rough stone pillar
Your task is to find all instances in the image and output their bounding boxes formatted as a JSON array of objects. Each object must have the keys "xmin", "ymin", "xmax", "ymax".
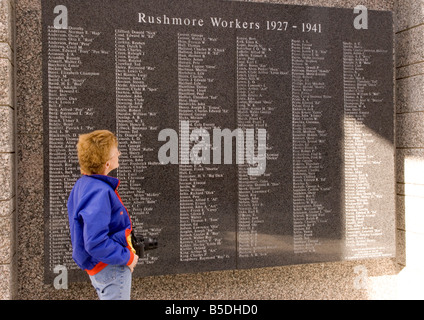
[
  {"xmin": 395, "ymin": 0, "xmax": 424, "ymax": 299},
  {"xmin": 0, "ymin": 0, "xmax": 16, "ymax": 300}
]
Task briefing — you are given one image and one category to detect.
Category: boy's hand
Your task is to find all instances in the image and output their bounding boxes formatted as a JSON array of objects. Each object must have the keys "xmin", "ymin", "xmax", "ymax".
[{"xmin": 128, "ymin": 254, "xmax": 139, "ymax": 273}]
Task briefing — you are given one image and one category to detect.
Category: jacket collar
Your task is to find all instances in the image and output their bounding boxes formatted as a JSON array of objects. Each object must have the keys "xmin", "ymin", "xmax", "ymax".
[{"xmin": 85, "ymin": 174, "xmax": 120, "ymax": 191}]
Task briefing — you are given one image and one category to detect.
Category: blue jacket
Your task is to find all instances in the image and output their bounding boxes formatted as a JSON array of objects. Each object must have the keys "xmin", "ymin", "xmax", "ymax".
[{"xmin": 67, "ymin": 174, "xmax": 135, "ymax": 275}]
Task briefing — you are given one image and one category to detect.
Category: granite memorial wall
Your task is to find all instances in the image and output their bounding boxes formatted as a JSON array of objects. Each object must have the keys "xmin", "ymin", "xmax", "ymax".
[{"xmin": 42, "ymin": 0, "xmax": 395, "ymax": 282}]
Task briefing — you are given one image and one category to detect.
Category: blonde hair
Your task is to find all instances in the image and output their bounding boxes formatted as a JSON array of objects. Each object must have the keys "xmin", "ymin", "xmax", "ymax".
[{"xmin": 77, "ymin": 130, "xmax": 118, "ymax": 175}]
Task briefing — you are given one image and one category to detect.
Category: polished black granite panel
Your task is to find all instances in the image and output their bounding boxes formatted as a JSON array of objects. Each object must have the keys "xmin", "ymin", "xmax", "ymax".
[{"xmin": 42, "ymin": 0, "xmax": 395, "ymax": 282}]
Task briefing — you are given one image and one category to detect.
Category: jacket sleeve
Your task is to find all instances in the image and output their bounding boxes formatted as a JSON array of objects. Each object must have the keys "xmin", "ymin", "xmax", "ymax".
[
  {"xmin": 78, "ymin": 188, "xmax": 134, "ymax": 266},
  {"xmin": 110, "ymin": 229, "xmax": 136, "ymax": 254}
]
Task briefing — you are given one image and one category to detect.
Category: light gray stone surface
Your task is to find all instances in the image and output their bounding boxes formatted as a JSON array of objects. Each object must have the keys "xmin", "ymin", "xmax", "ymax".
[
  {"xmin": 0, "ymin": 153, "xmax": 14, "ymax": 201},
  {"xmin": 0, "ymin": 57, "xmax": 12, "ymax": 106},
  {"xmin": 397, "ymin": 62, "xmax": 424, "ymax": 80},
  {"xmin": 0, "ymin": 264, "xmax": 12, "ymax": 299},
  {"xmin": 0, "ymin": 197, "xmax": 14, "ymax": 217},
  {"xmin": 396, "ymin": 25, "xmax": 424, "ymax": 67},
  {"xmin": 0, "ymin": 0, "xmax": 13, "ymax": 45},
  {"xmin": 396, "ymin": 112, "xmax": 424, "ymax": 148},
  {"xmin": 0, "ymin": 42, "xmax": 12, "ymax": 62},
  {"xmin": 0, "ymin": 214, "xmax": 13, "ymax": 263},
  {"xmin": 396, "ymin": 75, "xmax": 424, "ymax": 113},
  {"xmin": 394, "ymin": 0, "xmax": 424, "ymax": 32},
  {"xmin": 0, "ymin": 106, "xmax": 14, "ymax": 152}
]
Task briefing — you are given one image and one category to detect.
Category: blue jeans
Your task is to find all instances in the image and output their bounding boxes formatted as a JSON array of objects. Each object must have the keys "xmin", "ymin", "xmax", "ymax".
[{"xmin": 89, "ymin": 264, "xmax": 132, "ymax": 300}]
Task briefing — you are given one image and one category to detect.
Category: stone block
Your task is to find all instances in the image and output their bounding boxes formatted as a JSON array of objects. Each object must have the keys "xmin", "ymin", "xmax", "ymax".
[
  {"xmin": 396, "ymin": 75, "xmax": 424, "ymax": 113},
  {"xmin": 394, "ymin": 0, "xmax": 424, "ymax": 32},
  {"xmin": 396, "ymin": 25, "xmax": 424, "ymax": 67},
  {"xmin": 0, "ymin": 0, "xmax": 13, "ymax": 45},
  {"xmin": 0, "ymin": 197, "xmax": 14, "ymax": 217},
  {"xmin": 396, "ymin": 62, "xmax": 424, "ymax": 80},
  {"xmin": 0, "ymin": 264, "xmax": 12, "ymax": 300},
  {"xmin": 0, "ymin": 153, "xmax": 14, "ymax": 201},
  {"xmin": 0, "ymin": 58, "xmax": 13, "ymax": 107},
  {"xmin": 396, "ymin": 112, "xmax": 424, "ymax": 148},
  {"xmin": 0, "ymin": 106, "xmax": 14, "ymax": 153},
  {"xmin": 0, "ymin": 214, "xmax": 12, "ymax": 264},
  {"xmin": 0, "ymin": 42, "xmax": 12, "ymax": 62}
]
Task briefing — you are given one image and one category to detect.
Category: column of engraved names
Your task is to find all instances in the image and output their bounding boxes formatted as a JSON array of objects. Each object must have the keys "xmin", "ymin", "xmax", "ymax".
[
  {"xmin": 178, "ymin": 33, "xmax": 228, "ymax": 262},
  {"xmin": 47, "ymin": 26, "xmax": 101, "ymax": 270},
  {"xmin": 236, "ymin": 36, "xmax": 282, "ymax": 258},
  {"xmin": 291, "ymin": 39, "xmax": 332, "ymax": 254},
  {"xmin": 343, "ymin": 42, "xmax": 385, "ymax": 259},
  {"xmin": 115, "ymin": 29, "xmax": 162, "ymax": 265}
]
